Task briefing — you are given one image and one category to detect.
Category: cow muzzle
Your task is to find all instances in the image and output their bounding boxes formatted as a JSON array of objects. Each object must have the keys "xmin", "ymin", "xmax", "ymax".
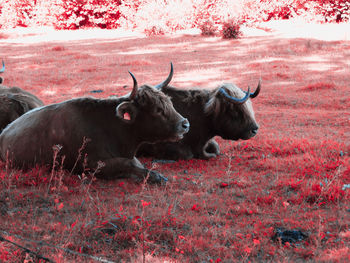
[
  {"xmin": 240, "ymin": 123, "xmax": 259, "ymax": 140},
  {"xmin": 174, "ymin": 118, "xmax": 190, "ymax": 140},
  {"xmin": 248, "ymin": 123, "xmax": 259, "ymax": 138}
]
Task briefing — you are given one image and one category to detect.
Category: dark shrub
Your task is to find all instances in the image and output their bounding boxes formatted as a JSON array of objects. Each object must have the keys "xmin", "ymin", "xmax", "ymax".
[
  {"xmin": 200, "ymin": 20, "xmax": 218, "ymax": 36},
  {"xmin": 221, "ymin": 20, "xmax": 242, "ymax": 39}
]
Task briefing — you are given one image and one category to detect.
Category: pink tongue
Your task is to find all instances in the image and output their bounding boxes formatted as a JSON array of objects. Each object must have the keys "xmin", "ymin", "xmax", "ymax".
[{"xmin": 123, "ymin": 112, "xmax": 131, "ymax": 121}]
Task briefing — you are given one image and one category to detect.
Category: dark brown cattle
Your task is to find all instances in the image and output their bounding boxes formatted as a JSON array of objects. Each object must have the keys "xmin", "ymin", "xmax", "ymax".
[
  {"xmin": 138, "ymin": 72, "xmax": 261, "ymax": 160},
  {"xmin": 0, "ymin": 60, "xmax": 44, "ymax": 131},
  {"xmin": 0, "ymin": 68, "xmax": 189, "ymax": 184}
]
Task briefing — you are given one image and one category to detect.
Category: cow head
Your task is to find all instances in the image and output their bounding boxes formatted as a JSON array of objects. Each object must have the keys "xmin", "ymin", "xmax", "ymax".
[
  {"xmin": 0, "ymin": 60, "xmax": 5, "ymax": 84},
  {"xmin": 204, "ymin": 80, "xmax": 261, "ymax": 140},
  {"xmin": 116, "ymin": 65, "xmax": 189, "ymax": 143}
]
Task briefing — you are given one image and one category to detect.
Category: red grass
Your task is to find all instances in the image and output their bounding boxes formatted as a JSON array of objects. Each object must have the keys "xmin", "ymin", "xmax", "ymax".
[
  {"xmin": 0, "ymin": 26, "xmax": 349, "ymax": 262},
  {"xmin": 299, "ymin": 82, "xmax": 337, "ymax": 92}
]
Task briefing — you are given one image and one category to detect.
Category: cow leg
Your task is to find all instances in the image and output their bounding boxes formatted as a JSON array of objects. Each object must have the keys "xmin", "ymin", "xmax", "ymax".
[
  {"xmin": 96, "ymin": 157, "xmax": 168, "ymax": 184},
  {"xmin": 160, "ymin": 143, "xmax": 193, "ymax": 160},
  {"xmin": 200, "ymin": 139, "xmax": 220, "ymax": 159},
  {"xmin": 205, "ymin": 139, "xmax": 220, "ymax": 155},
  {"xmin": 139, "ymin": 142, "xmax": 193, "ymax": 160}
]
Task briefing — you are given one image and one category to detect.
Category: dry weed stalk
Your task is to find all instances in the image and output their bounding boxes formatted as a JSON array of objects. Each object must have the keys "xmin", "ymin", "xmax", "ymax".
[
  {"xmin": 314, "ymin": 164, "xmax": 343, "ymax": 205},
  {"xmin": 3, "ymin": 150, "xmax": 14, "ymax": 190},
  {"xmin": 83, "ymin": 160, "xmax": 105, "ymax": 199},
  {"xmin": 47, "ymin": 144, "xmax": 63, "ymax": 196},
  {"xmin": 139, "ymin": 163, "xmax": 158, "ymax": 263},
  {"xmin": 71, "ymin": 136, "xmax": 91, "ymax": 174},
  {"xmin": 5, "ymin": 150, "xmax": 10, "ymax": 175},
  {"xmin": 76, "ymin": 158, "xmax": 105, "ymax": 222},
  {"xmin": 57, "ymin": 155, "xmax": 66, "ymax": 189}
]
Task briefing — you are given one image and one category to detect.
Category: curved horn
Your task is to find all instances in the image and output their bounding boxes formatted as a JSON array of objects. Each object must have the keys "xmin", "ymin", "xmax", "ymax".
[
  {"xmin": 128, "ymin": 71, "xmax": 138, "ymax": 100},
  {"xmin": 154, "ymin": 62, "xmax": 173, "ymax": 90},
  {"xmin": 249, "ymin": 79, "xmax": 261, "ymax": 98},
  {"xmin": 220, "ymin": 86, "xmax": 250, "ymax": 104},
  {"xmin": 0, "ymin": 60, "xmax": 5, "ymax": 73}
]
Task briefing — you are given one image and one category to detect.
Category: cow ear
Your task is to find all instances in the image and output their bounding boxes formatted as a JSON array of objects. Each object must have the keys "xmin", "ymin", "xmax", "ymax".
[
  {"xmin": 16, "ymin": 101, "xmax": 30, "ymax": 115},
  {"xmin": 7, "ymin": 95, "xmax": 30, "ymax": 115},
  {"xmin": 116, "ymin": 101, "xmax": 137, "ymax": 123}
]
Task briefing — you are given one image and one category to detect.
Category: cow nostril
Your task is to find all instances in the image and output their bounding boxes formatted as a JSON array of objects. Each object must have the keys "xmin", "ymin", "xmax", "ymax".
[
  {"xmin": 182, "ymin": 119, "xmax": 190, "ymax": 130},
  {"xmin": 251, "ymin": 129, "xmax": 258, "ymax": 135}
]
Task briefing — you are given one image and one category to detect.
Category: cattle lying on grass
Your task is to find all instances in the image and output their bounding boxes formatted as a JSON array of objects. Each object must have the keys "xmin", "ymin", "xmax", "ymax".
[
  {"xmin": 138, "ymin": 73, "xmax": 261, "ymax": 160},
  {"xmin": 0, "ymin": 60, "xmax": 44, "ymax": 131},
  {"xmin": 0, "ymin": 67, "xmax": 189, "ymax": 184}
]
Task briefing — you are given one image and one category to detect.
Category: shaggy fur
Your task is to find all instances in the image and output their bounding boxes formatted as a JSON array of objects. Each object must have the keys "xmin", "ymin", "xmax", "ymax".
[
  {"xmin": 135, "ymin": 85, "xmax": 174, "ymax": 116},
  {"xmin": 137, "ymin": 82, "xmax": 260, "ymax": 160},
  {"xmin": 205, "ymin": 83, "xmax": 254, "ymax": 117},
  {"xmin": 205, "ymin": 83, "xmax": 257, "ymax": 131}
]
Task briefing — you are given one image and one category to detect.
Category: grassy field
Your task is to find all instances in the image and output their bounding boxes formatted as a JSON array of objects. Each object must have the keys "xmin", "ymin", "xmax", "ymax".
[{"xmin": 0, "ymin": 23, "xmax": 349, "ymax": 262}]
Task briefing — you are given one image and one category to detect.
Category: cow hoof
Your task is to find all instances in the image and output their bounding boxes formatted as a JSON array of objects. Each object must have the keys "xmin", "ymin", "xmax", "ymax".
[
  {"xmin": 148, "ymin": 170, "xmax": 168, "ymax": 184},
  {"xmin": 204, "ymin": 139, "xmax": 220, "ymax": 155}
]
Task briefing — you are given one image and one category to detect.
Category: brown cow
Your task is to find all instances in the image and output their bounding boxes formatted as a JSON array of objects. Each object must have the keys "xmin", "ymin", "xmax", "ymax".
[
  {"xmin": 0, "ymin": 60, "xmax": 44, "ymax": 131},
  {"xmin": 0, "ymin": 67, "xmax": 189, "ymax": 184},
  {"xmin": 138, "ymin": 70, "xmax": 261, "ymax": 160}
]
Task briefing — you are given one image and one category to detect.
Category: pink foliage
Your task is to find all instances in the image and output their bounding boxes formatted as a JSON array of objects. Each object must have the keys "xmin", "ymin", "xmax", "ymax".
[
  {"xmin": 54, "ymin": 0, "xmax": 122, "ymax": 29},
  {"xmin": 0, "ymin": 0, "xmax": 349, "ymax": 30}
]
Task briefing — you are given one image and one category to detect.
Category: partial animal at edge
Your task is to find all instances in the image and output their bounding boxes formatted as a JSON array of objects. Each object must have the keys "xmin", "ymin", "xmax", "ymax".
[{"xmin": 0, "ymin": 60, "xmax": 44, "ymax": 131}]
